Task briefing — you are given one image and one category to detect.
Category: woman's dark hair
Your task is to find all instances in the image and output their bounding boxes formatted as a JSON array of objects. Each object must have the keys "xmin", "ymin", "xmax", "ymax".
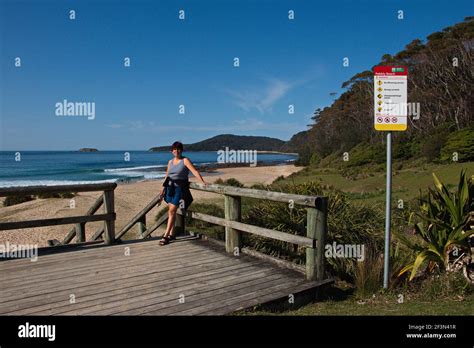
[{"xmin": 171, "ymin": 141, "xmax": 184, "ymax": 152}]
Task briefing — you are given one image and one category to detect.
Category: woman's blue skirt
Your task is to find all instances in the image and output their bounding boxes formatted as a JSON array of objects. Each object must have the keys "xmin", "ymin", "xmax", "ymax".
[{"xmin": 164, "ymin": 185, "xmax": 183, "ymax": 206}]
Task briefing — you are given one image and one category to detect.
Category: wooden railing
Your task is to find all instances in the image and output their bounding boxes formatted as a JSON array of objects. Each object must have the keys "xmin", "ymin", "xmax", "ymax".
[
  {"xmin": 180, "ymin": 183, "xmax": 328, "ymax": 281},
  {"xmin": 0, "ymin": 183, "xmax": 117, "ymax": 245}
]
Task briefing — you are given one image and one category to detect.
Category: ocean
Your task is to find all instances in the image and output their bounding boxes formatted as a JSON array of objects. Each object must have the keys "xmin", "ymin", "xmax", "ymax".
[{"xmin": 0, "ymin": 151, "xmax": 297, "ymax": 187}]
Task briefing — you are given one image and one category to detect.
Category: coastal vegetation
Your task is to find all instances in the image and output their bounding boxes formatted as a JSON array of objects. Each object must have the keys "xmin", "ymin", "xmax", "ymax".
[
  {"xmin": 3, "ymin": 192, "xmax": 76, "ymax": 207},
  {"xmin": 284, "ymin": 17, "xmax": 473, "ymax": 167}
]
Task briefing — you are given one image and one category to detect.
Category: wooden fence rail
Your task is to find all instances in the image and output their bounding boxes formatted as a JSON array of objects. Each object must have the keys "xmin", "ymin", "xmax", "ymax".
[
  {"xmin": 0, "ymin": 183, "xmax": 117, "ymax": 245},
  {"xmin": 180, "ymin": 183, "xmax": 328, "ymax": 281}
]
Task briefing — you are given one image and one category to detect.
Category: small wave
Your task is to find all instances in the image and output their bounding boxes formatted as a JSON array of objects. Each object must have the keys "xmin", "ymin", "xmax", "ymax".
[
  {"xmin": 103, "ymin": 171, "xmax": 144, "ymax": 178},
  {"xmin": 143, "ymin": 173, "xmax": 166, "ymax": 179},
  {"xmin": 103, "ymin": 165, "xmax": 166, "ymax": 172},
  {"xmin": 103, "ymin": 170, "xmax": 166, "ymax": 178}
]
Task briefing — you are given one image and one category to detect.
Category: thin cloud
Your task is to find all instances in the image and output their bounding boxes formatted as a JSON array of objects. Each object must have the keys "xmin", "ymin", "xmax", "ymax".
[
  {"xmin": 105, "ymin": 123, "xmax": 123, "ymax": 129},
  {"xmin": 226, "ymin": 78, "xmax": 295, "ymax": 114},
  {"xmin": 224, "ymin": 66, "xmax": 325, "ymax": 114}
]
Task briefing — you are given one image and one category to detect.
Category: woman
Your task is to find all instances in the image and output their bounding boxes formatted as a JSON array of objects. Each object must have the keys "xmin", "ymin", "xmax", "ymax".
[{"xmin": 159, "ymin": 141, "xmax": 207, "ymax": 245}]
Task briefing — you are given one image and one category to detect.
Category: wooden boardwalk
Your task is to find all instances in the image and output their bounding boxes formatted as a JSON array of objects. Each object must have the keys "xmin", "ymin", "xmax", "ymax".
[{"xmin": 0, "ymin": 237, "xmax": 330, "ymax": 315}]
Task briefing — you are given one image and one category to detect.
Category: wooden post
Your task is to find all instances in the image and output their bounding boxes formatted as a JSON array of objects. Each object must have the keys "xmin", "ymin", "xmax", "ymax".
[
  {"xmin": 103, "ymin": 190, "xmax": 115, "ymax": 245},
  {"xmin": 174, "ymin": 208, "xmax": 185, "ymax": 236},
  {"xmin": 224, "ymin": 195, "xmax": 241, "ymax": 254},
  {"xmin": 63, "ymin": 195, "xmax": 103, "ymax": 245},
  {"xmin": 75, "ymin": 223, "xmax": 85, "ymax": 243},
  {"xmin": 137, "ymin": 215, "xmax": 146, "ymax": 238},
  {"xmin": 306, "ymin": 198, "xmax": 328, "ymax": 281}
]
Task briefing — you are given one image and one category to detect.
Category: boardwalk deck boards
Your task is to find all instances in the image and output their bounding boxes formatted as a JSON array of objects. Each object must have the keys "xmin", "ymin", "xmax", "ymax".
[{"xmin": 0, "ymin": 238, "xmax": 329, "ymax": 315}]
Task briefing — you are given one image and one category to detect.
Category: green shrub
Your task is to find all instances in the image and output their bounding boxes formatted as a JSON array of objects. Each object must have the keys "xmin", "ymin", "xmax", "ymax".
[
  {"xmin": 415, "ymin": 272, "xmax": 472, "ymax": 301},
  {"xmin": 393, "ymin": 139, "xmax": 414, "ymax": 160},
  {"xmin": 340, "ymin": 162, "xmax": 385, "ymax": 180},
  {"xmin": 273, "ymin": 175, "xmax": 285, "ymax": 183},
  {"xmin": 309, "ymin": 152, "xmax": 321, "ymax": 166},
  {"xmin": 409, "ymin": 138, "xmax": 423, "ymax": 158},
  {"xmin": 318, "ymin": 152, "xmax": 340, "ymax": 168},
  {"xmin": 224, "ymin": 178, "xmax": 244, "ymax": 187},
  {"xmin": 3, "ymin": 194, "xmax": 34, "ymax": 207},
  {"xmin": 185, "ymin": 203, "xmax": 225, "ymax": 240},
  {"xmin": 342, "ymin": 143, "xmax": 385, "ymax": 168},
  {"xmin": 36, "ymin": 192, "xmax": 76, "ymax": 199},
  {"xmin": 441, "ymin": 127, "xmax": 474, "ymax": 162},
  {"xmin": 294, "ymin": 146, "xmax": 312, "ymax": 166},
  {"xmin": 250, "ymin": 183, "xmax": 267, "ymax": 190},
  {"xmin": 398, "ymin": 170, "xmax": 473, "ymax": 281},
  {"xmin": 214, "ymin": 177, "xmax": 244, "ymax": 188},
  {"xmin": 242, "ymin": 181, "xmax": 385, "ymax": 280},
  {"xmin": 214, "ymin": 178, "xmax": 224, "ymax": 185},
  {"xmin": 421, "ymin": 126, "xmax": 451, "ymax": 161}
]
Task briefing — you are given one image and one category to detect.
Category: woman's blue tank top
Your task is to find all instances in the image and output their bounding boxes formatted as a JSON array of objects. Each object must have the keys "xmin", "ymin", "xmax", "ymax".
[{"xmin": 168, "ymin": 158, "xmax": 190, "ymax": 182}]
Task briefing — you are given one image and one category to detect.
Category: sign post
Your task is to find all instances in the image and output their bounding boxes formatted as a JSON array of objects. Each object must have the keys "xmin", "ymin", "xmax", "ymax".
[{"xmin": 373, "ymin": 66, "xmax": 407, "ymax": 289}]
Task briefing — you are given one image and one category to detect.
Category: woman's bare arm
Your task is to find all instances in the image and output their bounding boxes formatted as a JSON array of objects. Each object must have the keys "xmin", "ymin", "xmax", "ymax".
[{"xmin": 183, "ymin": 158, "xmax": 207, "ymax": 185}]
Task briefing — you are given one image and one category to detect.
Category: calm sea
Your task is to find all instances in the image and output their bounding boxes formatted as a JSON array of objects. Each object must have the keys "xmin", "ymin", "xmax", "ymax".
[{"xmin": 0, "ymin": 151, "xmax": 297, "ymax": 187}]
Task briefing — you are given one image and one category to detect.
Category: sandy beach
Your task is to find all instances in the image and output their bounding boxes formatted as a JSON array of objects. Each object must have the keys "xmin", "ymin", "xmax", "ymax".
[{"xmin": 0, "ymin": 164, "xmax": 303, "ymax": 247}]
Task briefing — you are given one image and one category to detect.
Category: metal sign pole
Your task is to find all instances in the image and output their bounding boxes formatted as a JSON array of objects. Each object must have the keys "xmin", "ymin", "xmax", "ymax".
[
  {"xmin": 383, "ymin": 131, "xmax": 392, "ymax": 289},
  {"xmin": 375, "ymin": 65, "xmax": 407, "ymax": 289}
]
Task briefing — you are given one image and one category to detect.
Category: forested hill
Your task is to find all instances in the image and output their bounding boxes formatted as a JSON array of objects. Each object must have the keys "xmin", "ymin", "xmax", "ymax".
[
  {"xmin": 149, "ymin": 134, "xmax": 287, "ymax": 152},
  {"xmin": 288, "ymin": 17, "xmax": 474, "ymax": 166}
]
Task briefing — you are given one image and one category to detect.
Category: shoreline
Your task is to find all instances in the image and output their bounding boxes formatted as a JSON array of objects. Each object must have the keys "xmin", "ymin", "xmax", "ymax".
[{"xmin": 0, "ymin": 160, "xmax": 299, "ymax": 188}]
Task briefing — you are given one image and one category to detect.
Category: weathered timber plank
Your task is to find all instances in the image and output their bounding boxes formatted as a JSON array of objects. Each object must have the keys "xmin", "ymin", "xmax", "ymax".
[
  {"xmin": 1, "ymin": 246, "xmax": 218, "ymax": 288},
  {"xmin": 25, "ymin": 261, "xmax": 268, "ymax": 316},
  {"xmin": 190, "ymin": 182, "xmax": 325, "ymax": 209},
  {"xmin": 0, "ymin": 183, "xmax": 117, "ymax": 197},
  {"xmin": 196, "ymin": 280, "xmax": 329, "ymax": 315},
  {"xmin": 143, "ymin": 273, "xmax": 293, "ymax": 316},
  {"xmin": 5, "ymin": 260, "xmax": 264, "ymax": 315},
  {"xmin": 83, "ymin": 269, "xmax": 287, "ymax": 315},
  {"xmin": 0, "ymin": 250, "xmax": 226, "ymax": 298},
  {"xmin": 187, "ymin": 211, "xmax": 314, "ymax": 247}
]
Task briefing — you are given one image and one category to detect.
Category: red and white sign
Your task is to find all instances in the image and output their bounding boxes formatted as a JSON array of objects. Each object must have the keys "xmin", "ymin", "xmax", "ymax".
[{"xmin": 374, "ymin": 66, "xmax": 408, "ymax": 131}]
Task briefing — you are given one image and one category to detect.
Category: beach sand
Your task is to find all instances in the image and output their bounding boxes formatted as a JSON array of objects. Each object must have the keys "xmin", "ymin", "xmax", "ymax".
[{"xmin": 0, "ymin": 164, "xmax": 303, "ymax": 247}]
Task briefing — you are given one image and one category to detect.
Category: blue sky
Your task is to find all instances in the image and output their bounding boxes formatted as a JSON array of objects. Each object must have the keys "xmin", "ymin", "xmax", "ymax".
[{"xmin": 0, "ymin": 0, "xmax": 471, "ymax": 150}]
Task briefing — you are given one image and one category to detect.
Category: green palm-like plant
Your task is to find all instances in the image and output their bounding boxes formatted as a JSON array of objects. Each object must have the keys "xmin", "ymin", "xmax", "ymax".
[{"xmin": 398, "ymin": 170, "xmax": 473, "ymax": 280}]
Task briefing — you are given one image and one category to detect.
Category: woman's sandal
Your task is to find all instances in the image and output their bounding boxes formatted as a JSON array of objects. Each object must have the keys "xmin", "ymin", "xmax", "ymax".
[
  {"xmin": 159, "ymin": 236, "xmax": 170, "ymax": 246},
  {"xmin": 169, "ymin": 235, "xmax": 176, "ymax": 241}
]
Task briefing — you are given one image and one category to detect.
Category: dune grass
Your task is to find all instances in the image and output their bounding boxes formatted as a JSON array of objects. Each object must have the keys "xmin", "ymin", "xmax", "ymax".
[
  {"xmin": 276, "ymin": 161, "xmax": 474, "ymax": 205},
  {"xmin": 245, "ymin": 295, "xmax": 474, "ymax": 316},
  {"xmin": 239, "ymin": 280, "xmax": 474, "ymax": 316}
]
